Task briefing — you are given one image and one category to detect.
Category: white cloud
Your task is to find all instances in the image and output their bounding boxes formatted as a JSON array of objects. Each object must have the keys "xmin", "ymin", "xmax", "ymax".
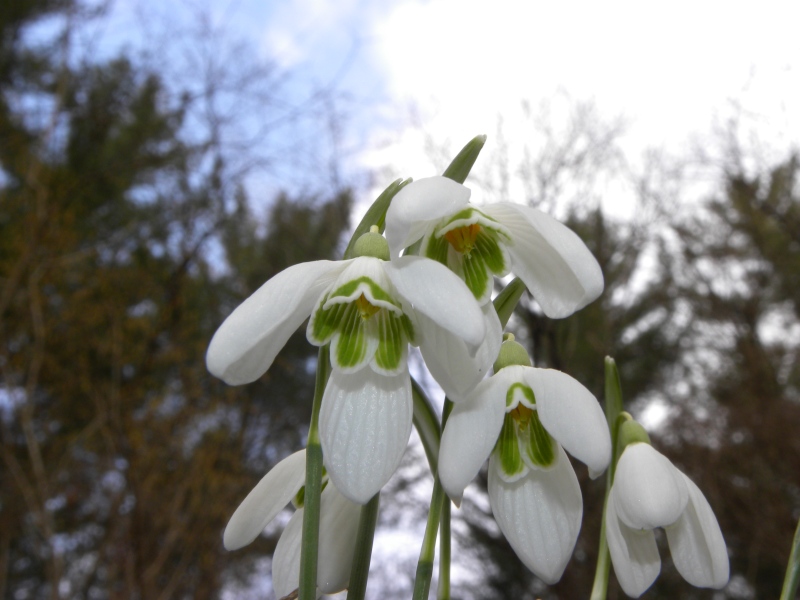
[{"xmin": 362, "ymin": 0, "xmax": 800, "ymax": 203}]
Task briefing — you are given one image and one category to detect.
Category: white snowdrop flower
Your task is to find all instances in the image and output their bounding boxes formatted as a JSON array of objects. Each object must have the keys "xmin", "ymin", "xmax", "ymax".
[
  {"xmin": 207, "ymin": 228, "xmax": 492, "ymax": 503},
  {"xmin": 385, "ymin": 176, "xmax": 604, "ymax": 317},
  {"xmin": 438, "ymin": 338, "xmax": 611, "ymax": 584},
  {"xmin": 606, "ymin": 442, "xmax": 729, "ymax": 597}
]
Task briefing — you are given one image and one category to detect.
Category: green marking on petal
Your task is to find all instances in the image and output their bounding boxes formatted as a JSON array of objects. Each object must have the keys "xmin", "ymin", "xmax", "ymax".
[
  {"xmin": 328, "ymin": 276, "xmax": 399, "ymax": 309},
  {"xmin": 424, "ymin": 231, "xmax": 450, "ymax": 266},
  {"xmin": 497, "ymin": 414, "xmax": 525, "ymax": 478},
  {"xmin": 462, "ymin": 252, "xmax": 492, "ymax": 300},
  {"xmin": 374, "ymin": 310, "xmax": 404, "ymax": 372},
  {"xmin": 334, "ymin": 304, "xmax": 370, "ymax": 368},
  {"xmin": 310, "ymin": 294, "xmax": 347, "ymax": 344},
  {"xmin": 522, "ymin": 409, "xmax": 557, "ymax": 469},
  {"xmin": 505, "ymin": 382, "xmax": 536, "ymax": 408},
  {"xmin": 474, "ymin": 229, "xmax": 507, "ymax": 275}
]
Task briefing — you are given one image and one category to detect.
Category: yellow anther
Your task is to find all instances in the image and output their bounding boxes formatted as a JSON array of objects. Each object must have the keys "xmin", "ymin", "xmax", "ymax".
[
  {"xmin": 510, "ymin": 403, "xmax": 533, "ymax": 429},
  {"xmin": 444, "ymin": 223, "xmax": 481, "ymax": 254},
  {"xmin": 355, "ymin": 294, "xmax": 380, "ymax": 319}
]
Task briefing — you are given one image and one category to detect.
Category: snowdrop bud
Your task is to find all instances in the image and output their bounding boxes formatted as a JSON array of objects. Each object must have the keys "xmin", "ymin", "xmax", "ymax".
[
  {"xmin": 492, "ymin": 333, "xmax": 532, "ymax": 372},
  {"xmin": 352, "ymin": 225, "xmax": 390, "ymax": 260}
]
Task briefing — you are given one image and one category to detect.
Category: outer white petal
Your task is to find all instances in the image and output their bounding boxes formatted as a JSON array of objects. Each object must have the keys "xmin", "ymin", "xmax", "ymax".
[
  {"xmin": 272, "ymin": 505, "xmax": 305, "ymax": 599},
  {"xmin": 483, "ymin": 202, "xmax": 603, "ymax": 318},
  {"xmin": 418, "ymin": 302, "xmax": 502, "ymax": 402},
  {"xmin": 612, "ymin": 443, "xmax": 688, "ymax": 531},
  {"xmin": 522, "ymin": 368, "xmax": 611, "ymax": 478},
  {"xmin": 272, "ymin": 484, "xmax": 361, "ymax": 598},
  {"xmin": 487, "ymin": 445, "xmax": 582, "ymax": 584},
  {"xmin": 223, "ymin": 450, "xmax": 307, "ymax": 550},
  {"xmin": 317, "ymin": 486, "xmax": 362, "ymax": 594},
  {"xmin": 385, "ymin": 176, "xmax": 471, "ymax": 259},
  {"xmin": 605, "ymin": 492, "xmax": 661, "ymax": 598},
  {"xmin": 665, "ymin": 472, "xmax": 729, "ymax": 589},
  {"xmin": 319, "ymin": 366, "xmax": 412, "ymax": 504},
  {"xmin": 207, "ymin": 260, "xmax": 346, "ymax": 384},
  {"xmin": 384, "ymin": 256, "xmax": 485, "ymax": 350},
  {"xmin": 439, "ymin": 373, "xmax": 508, "ymax": 505}
]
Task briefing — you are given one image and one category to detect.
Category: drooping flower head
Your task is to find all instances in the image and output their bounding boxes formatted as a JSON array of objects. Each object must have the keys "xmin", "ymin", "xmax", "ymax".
[
  {"xmin": 385, "ymin": 176, "xmax": 604, "ymax": 317},
  {"xmin": 605, "ymin": 423, "xmax": 729, "ymax": 597},
  {"xmin": 206, "ymin": 227, "xmax": 491, "ymax": 503},
  {"xmin": 438, "ymin": 335, "xmax": 611, "ymax": 583},
  {"xmin": 223, "ymin": 450, "xmax": 361, "ymax": 598}
]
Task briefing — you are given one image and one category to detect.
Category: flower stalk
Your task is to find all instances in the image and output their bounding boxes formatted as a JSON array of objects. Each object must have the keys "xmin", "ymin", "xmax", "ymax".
[
  {"xmin": 437, "ymin": 491, "xmax": 452, "ymax": 600},
  {"xmin": 412, "ymin": 399, "xmax": 454, "ymax": 600},
  {"xmin": 298, "ymin": 345, "xmax": 331, "ymax": 600},
  {"xmin": 590, "ymin": 356, "xmax": 625, "ymax": 600},
  {"xmin": 347, "ymin": 493, "xmax": 381, "ymax": 600}
]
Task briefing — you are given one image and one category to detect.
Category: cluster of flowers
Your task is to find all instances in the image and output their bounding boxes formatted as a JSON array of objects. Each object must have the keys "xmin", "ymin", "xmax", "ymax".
[{"xmin": 207, "ymin": 166, "xmax": 729, "ymax": 597}]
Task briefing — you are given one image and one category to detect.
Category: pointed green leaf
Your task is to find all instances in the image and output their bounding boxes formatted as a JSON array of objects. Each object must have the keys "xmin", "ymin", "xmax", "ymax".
[
  {"xmin": 493, "ymin": 277, "xmax": 526, "ymax": 329},
  {"xmin": 442, "ymin": 134, "xmax": 487, "ymax": 184}
]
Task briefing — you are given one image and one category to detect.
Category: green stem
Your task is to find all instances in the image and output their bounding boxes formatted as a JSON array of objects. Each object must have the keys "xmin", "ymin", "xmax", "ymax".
[
  {"xmin": 412, "ymin": 378, "xmax": 442, "ymax": 471},
  {"xmin": 347, "ymin": 493, "xmax": 381, "ymax": 600},
  {"xmin": 412, "ymin": 400, "xmax": 454, "ymax": 600},
  {"xmin": 589, "ymin": 357, "xmax": 625, "ymax": 600},
  {"xmin": 437, "ymin": 499, "xmax": 451, "ymax": 600},
  {"xmin": 780, "ymin": 515, "xmax": 800, "ymax": 600},
  {"xmin": 298, "ymin": 346, "xmax": 330, "ymax": 600},
  {"xmin": 413, "ymin": 476, "xmax": 445, "ymax": 600}
]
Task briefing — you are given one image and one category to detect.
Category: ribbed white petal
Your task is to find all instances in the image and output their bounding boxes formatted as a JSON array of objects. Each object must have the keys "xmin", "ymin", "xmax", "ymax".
[
  {"xmin": 207, "ymin": 260, "xmax": 346, "ymax": 384},
  {"xmin": 223, "ymin": 450, "xmax": 307, "ymax": 550},
  {"xmin": 487, "ymin": 445, "xmax": 582, "ymax": 584},
  {"xmin": 418, "ymin": 302, "xmax": 502, "ymax": 402},
  {"xmin": 613, "ymin": 443, "xmax": 688, "ymax": 531},
  {"xmin": 521, "ymin": 368, "xmax": 611, "ymax": 478},
  {"xmin": 605, "ymin": 492, "xmax": 661, "ymax": 598},
  {"xmin": 483, "ymin": 202, "xmax": 603, "ymax": 318},
  {"xmin": 666, "ymin": 472, "xmax": 729, "ymax": 589},
  {"xmin": 272, "ymin": 484, "xmax": 360, "ymax": 598},
  {"xmin": 319, "ymin": 366, "xmax": 412, "ymax": 504},
  {"xmin": 439, "ymin": 374, "xmax": 508, "ymax": 505},
  {"xmin": 385, "ymin": 176, "xmax": 471, "ymax": 259},
  {"xmin": 384, "ymin": 256, "xmax": 485, "ymax": 350}
]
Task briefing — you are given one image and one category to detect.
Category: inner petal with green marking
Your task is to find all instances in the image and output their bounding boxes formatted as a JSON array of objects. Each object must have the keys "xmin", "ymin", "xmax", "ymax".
[
  {"xmin": 494, "ymin": 381, "xmax": 557, "ymax": 478},
  {"xmin": 307, "ymin": 275, "xmax": 414, "ymax": 375},
  {"xmin": 423, "ymin": 207, "xmax": 512, "ymax": 303},
  {"xmin": 495, "ymin": 413, "xmax": 527, "ymax": 480}
]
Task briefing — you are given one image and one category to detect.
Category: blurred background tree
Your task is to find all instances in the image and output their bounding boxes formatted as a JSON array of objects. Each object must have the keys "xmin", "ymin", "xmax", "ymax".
[{"xmin": 0, "ymin": 1, "xmax": 351, "ymax": 598}]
